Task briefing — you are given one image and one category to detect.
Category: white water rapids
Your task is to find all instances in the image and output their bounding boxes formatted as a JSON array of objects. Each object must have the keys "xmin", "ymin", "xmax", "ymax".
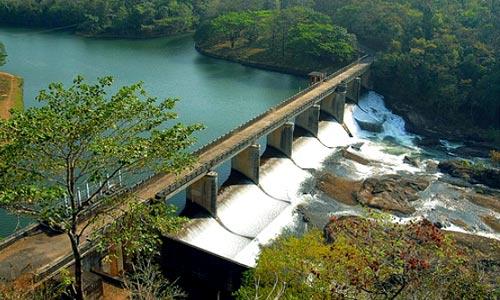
[{"xmin": 174, "ymin": 91, "xmax": 499, "ymax": 267}]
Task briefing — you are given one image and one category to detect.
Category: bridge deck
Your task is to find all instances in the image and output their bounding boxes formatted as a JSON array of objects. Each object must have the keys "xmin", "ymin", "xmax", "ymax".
[{"xmin": 0, "ymin": 58, "xmax": 371, "ymax": 285}]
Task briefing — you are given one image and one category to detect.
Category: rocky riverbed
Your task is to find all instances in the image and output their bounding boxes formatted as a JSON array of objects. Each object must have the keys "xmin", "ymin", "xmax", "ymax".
[{"xmin": 291, "ymin": 92, "xmax": 499, "ymax": 247}]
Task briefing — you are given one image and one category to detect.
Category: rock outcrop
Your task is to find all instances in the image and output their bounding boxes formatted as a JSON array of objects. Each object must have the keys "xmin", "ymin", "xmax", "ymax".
[
  {"xmin": 438, "ymin": 160, "xmax": 500, "ymax": 189},
  {"xmin": 354, "ymin": 174, "xmax": 430, "ymax": 215},
  {"xmin": 316, "ymin": 173, "xmax": 430, "ymax": 215}
]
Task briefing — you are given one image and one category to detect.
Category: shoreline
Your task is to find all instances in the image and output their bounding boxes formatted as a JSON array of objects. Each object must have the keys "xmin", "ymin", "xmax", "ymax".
[
  {"xmin": 0, "ymin": 72, "xmax": 23, "ymax": 119},
  {"xmin": 195, "ymin": 45, "xmax": 311, "ymax": 77}
]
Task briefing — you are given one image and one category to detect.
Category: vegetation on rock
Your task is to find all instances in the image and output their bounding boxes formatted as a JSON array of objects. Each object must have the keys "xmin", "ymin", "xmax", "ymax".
[{"xmin": 237, "ymin": 215, "xmax": 496, "ymax": 299}]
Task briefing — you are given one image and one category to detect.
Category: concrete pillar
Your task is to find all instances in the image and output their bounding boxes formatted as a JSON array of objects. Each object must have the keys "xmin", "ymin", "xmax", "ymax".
[
  {"xmin": 353, "ymin": 77, "xmax": 361, "ymax": 103},
  {"xmin": 186, "ymin": 171, "xmax": 218, "ymax": 216},
  {"xmin": 295, "ymin": 104, "xmax": 320, "ymax": 137},
  {"xmin": 361, "ymin": 70, "xmax": 374, "ymax": 89},
  {"xmin": 329, "ymin": 83, "xmax": 347, "ymax": 124},
  {"xmin": 232, "ymin": 144, "xmax": 260, "ymax": 184},
  {"xmin": 267, "ymin": 122, "xmax": 294, "ymax": 157}
]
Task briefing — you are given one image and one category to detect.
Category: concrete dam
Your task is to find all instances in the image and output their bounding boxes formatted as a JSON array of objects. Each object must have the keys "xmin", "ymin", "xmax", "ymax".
[{"xmin": 0, "ymin": 56, "xmax": 372, "ymax": 298}]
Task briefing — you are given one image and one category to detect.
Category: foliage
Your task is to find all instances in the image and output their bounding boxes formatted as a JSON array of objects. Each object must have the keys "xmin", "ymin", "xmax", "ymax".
[
  {"xmin": 328, "ymin": 0, "xmax": 499, "ymax": 133},
  {"xmin": 124, "ymin": 257, "xmax": 187, "ymax": 300},
  {"xmin": 0, "ymin": 271, "xmax": 72, "ymax": 300},
  {"xmin": 236, "ymin": 216, "xmax": 494, "ymax": 299},
  {"xmin": 0, "ymin": 0, "xmax": 196, "ymax": 37},
  {"xmin": 0, "ymin": 75, "xmax": 202, "ymax": 299},
  {"xmin": 196, "ymin": 7, "xmax": 357, "ymax": 64},
  {"xmin": 95, "ymin": 200, "xmax": 187, "ymax": 258}
]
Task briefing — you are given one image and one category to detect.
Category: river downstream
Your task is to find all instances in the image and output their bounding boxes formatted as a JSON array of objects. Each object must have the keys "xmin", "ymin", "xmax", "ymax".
[{"xmin": 0, "ymin": 27, "xmax": 306, "ymax": 237}]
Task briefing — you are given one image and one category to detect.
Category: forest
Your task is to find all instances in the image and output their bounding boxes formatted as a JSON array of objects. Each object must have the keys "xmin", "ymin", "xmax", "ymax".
[{"xmin": 0, "ymin": 0, "xmax": 498, "ymax": 141}]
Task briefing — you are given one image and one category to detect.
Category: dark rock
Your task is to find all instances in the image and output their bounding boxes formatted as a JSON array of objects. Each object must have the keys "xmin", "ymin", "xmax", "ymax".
[
  {"xmin": 425, "ymin": 160, "xmax": 438, "ymax": 173},
  {"xmin": 415, "ymin": 137, "xmax": 442, "ymax": 147},
  {"xmin": 451, "ymin": 146, "xmax": 491, "ymax": 158},
  {"xmin": 350, "ymin": 142, "xmax": 364, "ymax": 151},
  {"xmin": 354, "ymin": 174, "xmax": 430, "ymax": 215},
  {"xmin": 438, "ymin": 160, "xmax": 500, "ymax": 189},
  {"xmin": 354, "ymin": 116, "xmax": 383, "ymax": 133},
  {"xmin": 341, "ymin": 148, "xmax": 372, "ymax": 165},
  {"xmin": 403, "ymin": 156, "xmax": 420, "ymax": 168},
  {"xmin": 316, "ymin": 173, "xmax": 360, "ymax": 206},
  {"xmin": 434, "ymin": 222, "xmax": 444, "ymax": 229}
]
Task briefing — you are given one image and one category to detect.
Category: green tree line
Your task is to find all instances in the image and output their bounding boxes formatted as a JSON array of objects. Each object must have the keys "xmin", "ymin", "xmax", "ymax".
[{"xmin": 195, "ymin": 7, "xmax": 357, "ymax": 66}]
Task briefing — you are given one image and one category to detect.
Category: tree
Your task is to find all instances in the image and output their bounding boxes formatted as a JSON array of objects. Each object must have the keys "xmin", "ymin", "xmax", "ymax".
[
  {"xmin": 0, "ymin": 76, "xmax": 203, "ymax": 299},
  {"xmin": 123, "ymin": 257, "xmax": 187, "ymax": 300},
  {"xmin": 0, "ymin": 42, "xmax": 6, "ymax": 66},
  {"xmin": 210, "ymin": 12, "xmax": 255, "ymax": 48},
  {"xmin": 288, "ymin": 22, "xmax": 356, "ymax": 63}
]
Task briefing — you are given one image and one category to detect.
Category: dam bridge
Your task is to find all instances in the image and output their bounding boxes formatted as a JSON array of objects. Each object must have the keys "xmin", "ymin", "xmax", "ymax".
[{"xmin": 0, "ymin": 56, "xmax": 372, "ymax": 297}]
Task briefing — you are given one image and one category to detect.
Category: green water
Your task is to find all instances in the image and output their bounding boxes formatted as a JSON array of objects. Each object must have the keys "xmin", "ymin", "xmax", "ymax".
[{"xmin": 0, "ymin": 27, "xmax": 306, "ymax": 238}]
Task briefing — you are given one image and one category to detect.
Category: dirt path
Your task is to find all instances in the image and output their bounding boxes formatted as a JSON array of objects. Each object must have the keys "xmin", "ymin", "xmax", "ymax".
[{"xmin": 0, "ymin": 72, "xmax": 20, "ymax": 119}]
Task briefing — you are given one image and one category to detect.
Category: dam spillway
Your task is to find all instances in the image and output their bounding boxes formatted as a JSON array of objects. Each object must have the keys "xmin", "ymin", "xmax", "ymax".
[{"xmin": 172, "ymin": 118, "xmax": 352, "ymax": 267}]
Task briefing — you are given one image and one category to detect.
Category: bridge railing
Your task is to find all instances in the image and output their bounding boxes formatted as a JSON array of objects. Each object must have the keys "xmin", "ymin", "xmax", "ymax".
[{"xmin": 129, "ymin": 55, "xmax": 371, "ymax": 199}]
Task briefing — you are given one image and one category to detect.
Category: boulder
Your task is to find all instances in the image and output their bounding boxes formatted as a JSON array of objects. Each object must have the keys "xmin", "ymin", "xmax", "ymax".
[
  {"xmin": 451, "ymin": 146, "xmax": 491, "ymax": 158},
  {"xmin": 354, "ymin": 116, "xmax": 383, "ymax": 133},
  {"xmin": 341, "ymin": 148, "xmax": 372, "ymax": 165},
  {"xmin": 415, "ymin": 137, "xmax": 442, "ymax": 147},
  {"xmin": 438, "ymin": 160, "xmax": 500, "ymax": 189},
  {"xmin": 316, "ymin": 173, "xmax": 360, "ymax": 206},
  {"xmin": 354, "ymin": 174, "xmax": 430, "ymax": 215},
  {"xmin": 403, "ymin": 156, "xmax": 420, "ymax": 168}
]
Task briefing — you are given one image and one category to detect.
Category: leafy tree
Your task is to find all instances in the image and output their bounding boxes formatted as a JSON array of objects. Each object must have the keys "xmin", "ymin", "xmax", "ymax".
[
  {"xmin": 288, "ymin": 22, "xmax": 356, "ymax": 63},
  {"xmin": 237, "ymin": 216, "xmax": 493, "ymax": 299},
  {"xmin": 0, "ymin": 76, "xmax": 203, "ymax": 299},
  {"xmin": 210, "ymin": 12, "xmax": 256, "ymax": 48}
]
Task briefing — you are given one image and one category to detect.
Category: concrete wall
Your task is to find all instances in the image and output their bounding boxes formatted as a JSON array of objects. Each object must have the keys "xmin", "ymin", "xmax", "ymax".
[
  {"xmin": 231, "ymin": 144, "xmax": 260, "ymax": 184},
  {"xmin": 295, "ymin": 104, "xmax": 320, "ymax": 136},
  {"xmin": 186, "ymin": 172, "xmax": 218, "ymax": 216},
  {"xmin": 267, "ymin": 122, "xmax": 294, "ymax": 157},
  {"xmin": 320, "ymin": 85, "xmax": 347, "ymax": 123},
  {"xmin": 161, "ymin": 236, "xmax": 249, "ymax": 298},
  {"xmin": 346, "ymin": 77, "xmax": 361, "ymax": 103}
]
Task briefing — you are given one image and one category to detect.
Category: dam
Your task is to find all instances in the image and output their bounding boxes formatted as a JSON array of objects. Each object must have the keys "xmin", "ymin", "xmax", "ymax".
[{"xmin": 0, "ymin": 53, "xmax": 372, "ymax": 298}]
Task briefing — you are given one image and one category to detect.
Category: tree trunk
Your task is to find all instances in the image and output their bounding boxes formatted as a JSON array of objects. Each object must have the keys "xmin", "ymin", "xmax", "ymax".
[{"xmin": 69, "ymin": 233, "xmax": 84, "ymax": 300}]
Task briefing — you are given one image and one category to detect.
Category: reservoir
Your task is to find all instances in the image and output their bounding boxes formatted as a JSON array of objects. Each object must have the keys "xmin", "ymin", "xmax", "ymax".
[{"xmin": 0, "ymin": 27, "xmax": 306, "ymax": 237}]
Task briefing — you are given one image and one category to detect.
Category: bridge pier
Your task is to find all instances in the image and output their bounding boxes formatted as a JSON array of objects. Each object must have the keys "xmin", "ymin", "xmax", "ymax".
[
  {"xmin": 186, "ymin": 171, "xmax": 218, "ymax": 216},
  {"xmin": 346, "ymin": 77, "xmax": 361, "ymax": 103},
  {"xmin": 295, "ymin": 104, "xmax": 320, "ymax": 136},
  {"xmin": 232, "ymin": 144, "xmax": 260, "ymax": 184},
  {"xmin": 267, "ymin": 122, "xmax": 294, "ymax": 157},
  {"xmin": 320, "ymin": 84, "xmax": 347, "ymax": 123}
]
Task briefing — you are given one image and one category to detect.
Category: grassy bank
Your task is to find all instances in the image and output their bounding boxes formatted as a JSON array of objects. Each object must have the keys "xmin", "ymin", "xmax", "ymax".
[{"xmin": 0, "ymin": 72, "xmax": 24, "ymax": 119}]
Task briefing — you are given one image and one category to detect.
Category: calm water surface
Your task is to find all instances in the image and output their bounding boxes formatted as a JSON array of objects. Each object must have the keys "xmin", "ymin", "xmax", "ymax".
[{"xmin": 0, "ymin": 27, "xmax": 306, "ymax": 237}]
